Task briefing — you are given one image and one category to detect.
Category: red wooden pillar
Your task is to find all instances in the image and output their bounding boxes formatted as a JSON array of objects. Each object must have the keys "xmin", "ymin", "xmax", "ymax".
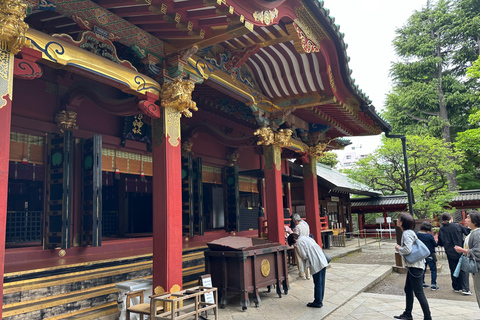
[
  {"xmin": 284, "ymin": 161, "xmax": 293, "ymax": 218},
  {"xmin": 359, "ymin": 213, "xmax": 365, "ymax": 238},
  {"xmin": 303, "ymin": 155, "xmax": 322, "ymax": 246},
  {"xmin": 263, "ymin": 144, "xmax": 285, "ymax": 245},
  {"xmin": 152, "ymin": 105, "xmax": 183, "ymax": 295},
  {"xmin": 0, "ymin": 42, "xmax": 14, "ymax": 319}
]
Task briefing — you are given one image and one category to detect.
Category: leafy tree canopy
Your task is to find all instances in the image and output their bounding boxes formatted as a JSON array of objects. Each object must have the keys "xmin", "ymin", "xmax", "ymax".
[
  {"xmin": 384, "ymin": 0, "xmax": 477, "ymax": 141},
  {"xmin": 342, "ymin": 135, "xmax": 464, "ymax": 218},
  {"xmin": 317, "ymin": 152, "xmax": 338, "ymax": 167}
]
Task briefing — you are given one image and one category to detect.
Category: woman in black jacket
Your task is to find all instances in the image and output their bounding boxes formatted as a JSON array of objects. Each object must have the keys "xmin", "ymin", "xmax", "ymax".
[{"xmin": 437, "ymin": 212, "xmax": 471, "ymax": 294}]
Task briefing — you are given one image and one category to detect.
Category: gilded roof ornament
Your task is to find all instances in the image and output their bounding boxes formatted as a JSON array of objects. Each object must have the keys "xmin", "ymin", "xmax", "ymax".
[
  {"xmin": 55, "ymin": 110, "xmax": 78, "ymax": 133},
  {"xmin": 226, "ymin": 149, "xmax": 240, "ymax": 167},
  {"xmin": 253, "ymin": 8, "xmax": 278, "ymax": 26},
  {"xmin": 181, "ymin": 140, "xmax": 193, "ymax": 158},
  {"xmin": 309, "ymin": 139, "xmax": 335, "ymax": 158},
  {"xmin": 160, "ymin": 79, "xmax": 198, "ymax": 117},
  {"xmin": 0, "ymin": 0, "xmax": 29, "ymax": 54},
  {"xmin": 309, "ymin": 143, "xmax": 327, "ymax": 158},
  {"xmin": 254, "ymin": 127, "xmax": 292, "ymax": 148}
]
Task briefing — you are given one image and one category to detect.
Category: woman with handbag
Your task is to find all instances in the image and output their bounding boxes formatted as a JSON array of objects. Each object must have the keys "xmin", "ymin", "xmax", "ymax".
[
  {"xmin": 454, "ymin": 210, "xmax": 480, "ymax": 309},
  {"xmin": 394, "ymin": 212, "xmax": 432, "ymax": 320}
]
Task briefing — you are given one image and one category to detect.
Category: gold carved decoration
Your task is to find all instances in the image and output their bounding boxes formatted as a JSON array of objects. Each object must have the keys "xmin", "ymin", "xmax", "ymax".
[
  {"xmin": 58, "ymin": 249, "xmax": 66, "ymax": 257},
  {"xmin": 328, "ymin": 65, "xmax": 337, "ymax": 93},
  {"xmin": 226, "ymin": 150, "xmax": 240, "ymax": 167},
  {"xmin": 253, "ymin": 8, "xmax": 278, "ymax": 26},
  {"xmin": 181, "ymin": 140, "xmax": 193, "ymax": 158},
  {"xmin": 275, "ymin": 129, "xmax": 293, "ymax": 147},
  {"xmin": 0, "ymin": 0, "xmax": 29, "ymax": 55},
  {"xmin": 292, "ymin": 22, "xmax": 320, "ymax": 53},
  {"xmin": 55, "ymin": 110, "xmax": 78, "ymax": 133},
  {"xmin": 132, "ymin": 114, "xmax": 144, "ymax": 134},
  {"xmin": 254, "ymin": 127, "xmax": 274, "ymax": 145},
  {"xmin": 261, "ymin": 259, "xmax": 271, "ymax": 277},
  {"xmin": 309, "ymin": 143, "xmax": 328, "ymax": 158},
  {"xmin": 160, "ymin": 79, "xmax": 198, "ymax": 118},
  {"xmin": 294, "ymin": 3, "xmax": 329, "ymax": 42},
  {"xmin": 309, "ymin": 139, "xmax": 336, "ymax": 158},
  {"xmin": 254, "ymin": 127, "xmax": 292, "ymax": 148}
]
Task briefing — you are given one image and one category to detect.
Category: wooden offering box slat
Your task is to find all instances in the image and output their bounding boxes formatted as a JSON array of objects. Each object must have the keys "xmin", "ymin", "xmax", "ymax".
[{"xmin": 204, "ymin": 236, "xmax": 289, "ymax": 310}]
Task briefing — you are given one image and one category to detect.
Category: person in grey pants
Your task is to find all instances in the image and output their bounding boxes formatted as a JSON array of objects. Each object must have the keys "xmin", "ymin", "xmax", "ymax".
[{"xmin": 454, "ymin": 210, "xmax": 480, "ymax": 309}]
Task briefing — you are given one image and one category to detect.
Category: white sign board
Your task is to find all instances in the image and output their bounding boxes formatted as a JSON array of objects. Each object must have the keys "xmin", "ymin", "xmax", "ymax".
[
  {"xmin": 376, "ymin": 217, "xmax": 392, "ymax": 224},
  {"xmin": 201, "ymin": 276, "xmax": 215, "ymax": 304}
]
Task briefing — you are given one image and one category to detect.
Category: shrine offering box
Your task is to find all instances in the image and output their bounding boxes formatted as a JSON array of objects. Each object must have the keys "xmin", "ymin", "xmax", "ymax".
[{"xmin": 204, "ymin": 236, "xmax": 289, "ymax": 310}]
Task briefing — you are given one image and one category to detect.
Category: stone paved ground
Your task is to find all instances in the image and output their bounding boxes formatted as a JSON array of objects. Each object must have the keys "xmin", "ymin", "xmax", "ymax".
[{"xmin": 213, "ymin": 238, "xmax": 480, "ymax": 320}]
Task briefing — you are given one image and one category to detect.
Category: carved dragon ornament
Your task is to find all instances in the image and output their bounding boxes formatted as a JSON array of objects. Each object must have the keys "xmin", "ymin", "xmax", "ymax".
[
  {"xmin": 0, "ymin": 0, "xmax": 29, "ymax": 54},
  {"xmin": 254, "ymin": 127, "xmax": 292, "ymax": 148},
  {"xmin": 160, "ymin": 79, "xmax": 198, "ymax": 118}
]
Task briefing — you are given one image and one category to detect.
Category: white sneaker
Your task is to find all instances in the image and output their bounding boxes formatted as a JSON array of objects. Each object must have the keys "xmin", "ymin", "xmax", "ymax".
[
  {"xmin": 296, "ymin": 276, "xmax": 306, "ymax": 280},
  {"xmin": 454, "ymin": 289, "xmax": 462, "ymax": 293},
  {"xmin": 462, "ymin": 290, "xmax": 473, "ymax": 295},
  {"xmin": 306, "ymin": 276, "xmax": 311, "ymax": 280}
]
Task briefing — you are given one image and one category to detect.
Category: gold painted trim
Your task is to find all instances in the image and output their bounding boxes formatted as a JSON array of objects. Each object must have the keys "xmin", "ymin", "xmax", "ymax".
[
  {"xmin": 3, "ymin": 262, "xmax": 152, "ymax": 294},
  {"xmin": 45, "ymin": 301, "xmax": 118, "ymax": 320},
  {"xmin": 294, "ymin": 2, "xmax": 330, "ymax": 42},
  {"xmin": 185, "ymin": 55, "xmax": 274, "ymax": 110},
  {"xmin": 286, "ymin": 138, "xmax": 308, "ymax": 153},
  {"xmin": 0, "ymin": 42, "xmax": 14, "ymax": 109},
  {"xmin": 26, "ymin": 29, "xmax": 160, "ymax": 97},
  {"xmin": 2, "ymin": 284, "xmax": 118, "ymax": 317},
  {"xmin": 4, "ymin": 253, "xmax": 153, "ymax": 277},
  {"xmin": 163, "ymin": 106, "xmax": 182, "ymax": 147}
]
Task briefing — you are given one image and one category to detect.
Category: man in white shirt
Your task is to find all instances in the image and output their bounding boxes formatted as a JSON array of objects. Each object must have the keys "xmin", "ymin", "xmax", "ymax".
[{"xmin": 292, "ymin": 214, "xmax": 311, "ymax": 279}]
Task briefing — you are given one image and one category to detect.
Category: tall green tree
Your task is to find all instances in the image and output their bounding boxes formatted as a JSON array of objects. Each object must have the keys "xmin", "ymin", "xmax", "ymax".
[
  {"xmin": 384, "ymin": 0, "xmax": 480, "ymax": 190},
  {"xmin": 343, "ymin": 135, "xmax": 464, "ymax": 219},
  {"xmin": 454, "ymin": 55, "xmax": 480, "ymax": 189}
]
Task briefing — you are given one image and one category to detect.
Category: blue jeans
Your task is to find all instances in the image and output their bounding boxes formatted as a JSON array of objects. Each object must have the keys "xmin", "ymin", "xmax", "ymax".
[
  {"xmin": 422, "ymin": 254, "xmax": 437, "ymax": 285},
  {"xmin": 312, "ymin": 267, "xmax": 326, "ymax": 306}
]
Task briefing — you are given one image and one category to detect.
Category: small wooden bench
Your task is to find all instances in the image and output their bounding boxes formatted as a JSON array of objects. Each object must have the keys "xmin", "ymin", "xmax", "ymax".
[{"xmin": 154, "ymin": 286, "xmax": 218, "ymax": 320}]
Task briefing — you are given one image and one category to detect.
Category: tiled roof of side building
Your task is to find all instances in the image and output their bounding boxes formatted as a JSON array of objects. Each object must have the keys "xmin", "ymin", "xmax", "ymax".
[{"xmin": 351, "ymin": 190, "xmax": 480, "ymax": 207}]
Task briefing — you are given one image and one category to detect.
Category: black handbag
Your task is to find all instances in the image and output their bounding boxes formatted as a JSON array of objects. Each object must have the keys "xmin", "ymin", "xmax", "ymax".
[{"xmin": 324, "ymin": 253, "xmax": 332, "ymax": 264}]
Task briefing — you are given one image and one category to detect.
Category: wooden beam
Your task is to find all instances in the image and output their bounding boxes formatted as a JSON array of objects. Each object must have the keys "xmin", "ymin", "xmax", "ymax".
[{"xmin": 165, "ymin": 23, "xmax": 249, "ymax": 53}]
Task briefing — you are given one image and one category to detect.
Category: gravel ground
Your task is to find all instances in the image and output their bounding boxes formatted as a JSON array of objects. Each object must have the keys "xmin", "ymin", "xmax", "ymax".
[{"xmin": 333, "ymin": 238, "xmax": 477, "ymax": 302}]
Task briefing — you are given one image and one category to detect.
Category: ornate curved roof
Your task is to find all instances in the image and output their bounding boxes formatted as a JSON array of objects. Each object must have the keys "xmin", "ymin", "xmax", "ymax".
[{"xmin": 27, "ymin": 0, "xmax": 391, "ymax": 141}]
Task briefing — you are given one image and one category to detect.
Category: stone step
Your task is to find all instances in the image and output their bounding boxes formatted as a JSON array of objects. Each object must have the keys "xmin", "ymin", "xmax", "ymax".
[
  {"xmin": 3, "ymin": 246, "xmax": 208, "ymax": 319},
  {"xmin": 3, "ymin": 284, "xmax": 118, "ymax": 320}
]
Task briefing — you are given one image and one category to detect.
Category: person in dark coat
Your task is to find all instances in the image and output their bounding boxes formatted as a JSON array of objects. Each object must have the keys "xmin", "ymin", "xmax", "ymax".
[
  {"xmin": 417, "ymin": 221, "xmax": 438, "ymax": 290},
  {"xmin": 437, "ymin": 212, "xmax": 471, "ymax": 295}
]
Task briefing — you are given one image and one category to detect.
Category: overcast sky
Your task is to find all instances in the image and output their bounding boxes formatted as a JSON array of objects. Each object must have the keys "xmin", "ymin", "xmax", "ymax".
[{"xmin": 324, "ymin": 0, "xmax": 428, "ymax": 153}]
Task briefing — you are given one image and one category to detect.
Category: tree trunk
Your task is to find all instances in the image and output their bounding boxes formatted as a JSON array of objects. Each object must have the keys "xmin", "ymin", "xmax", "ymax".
[{"xmin": 436, "ymin": 38, "xmax": 458, "ymax": 191}]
